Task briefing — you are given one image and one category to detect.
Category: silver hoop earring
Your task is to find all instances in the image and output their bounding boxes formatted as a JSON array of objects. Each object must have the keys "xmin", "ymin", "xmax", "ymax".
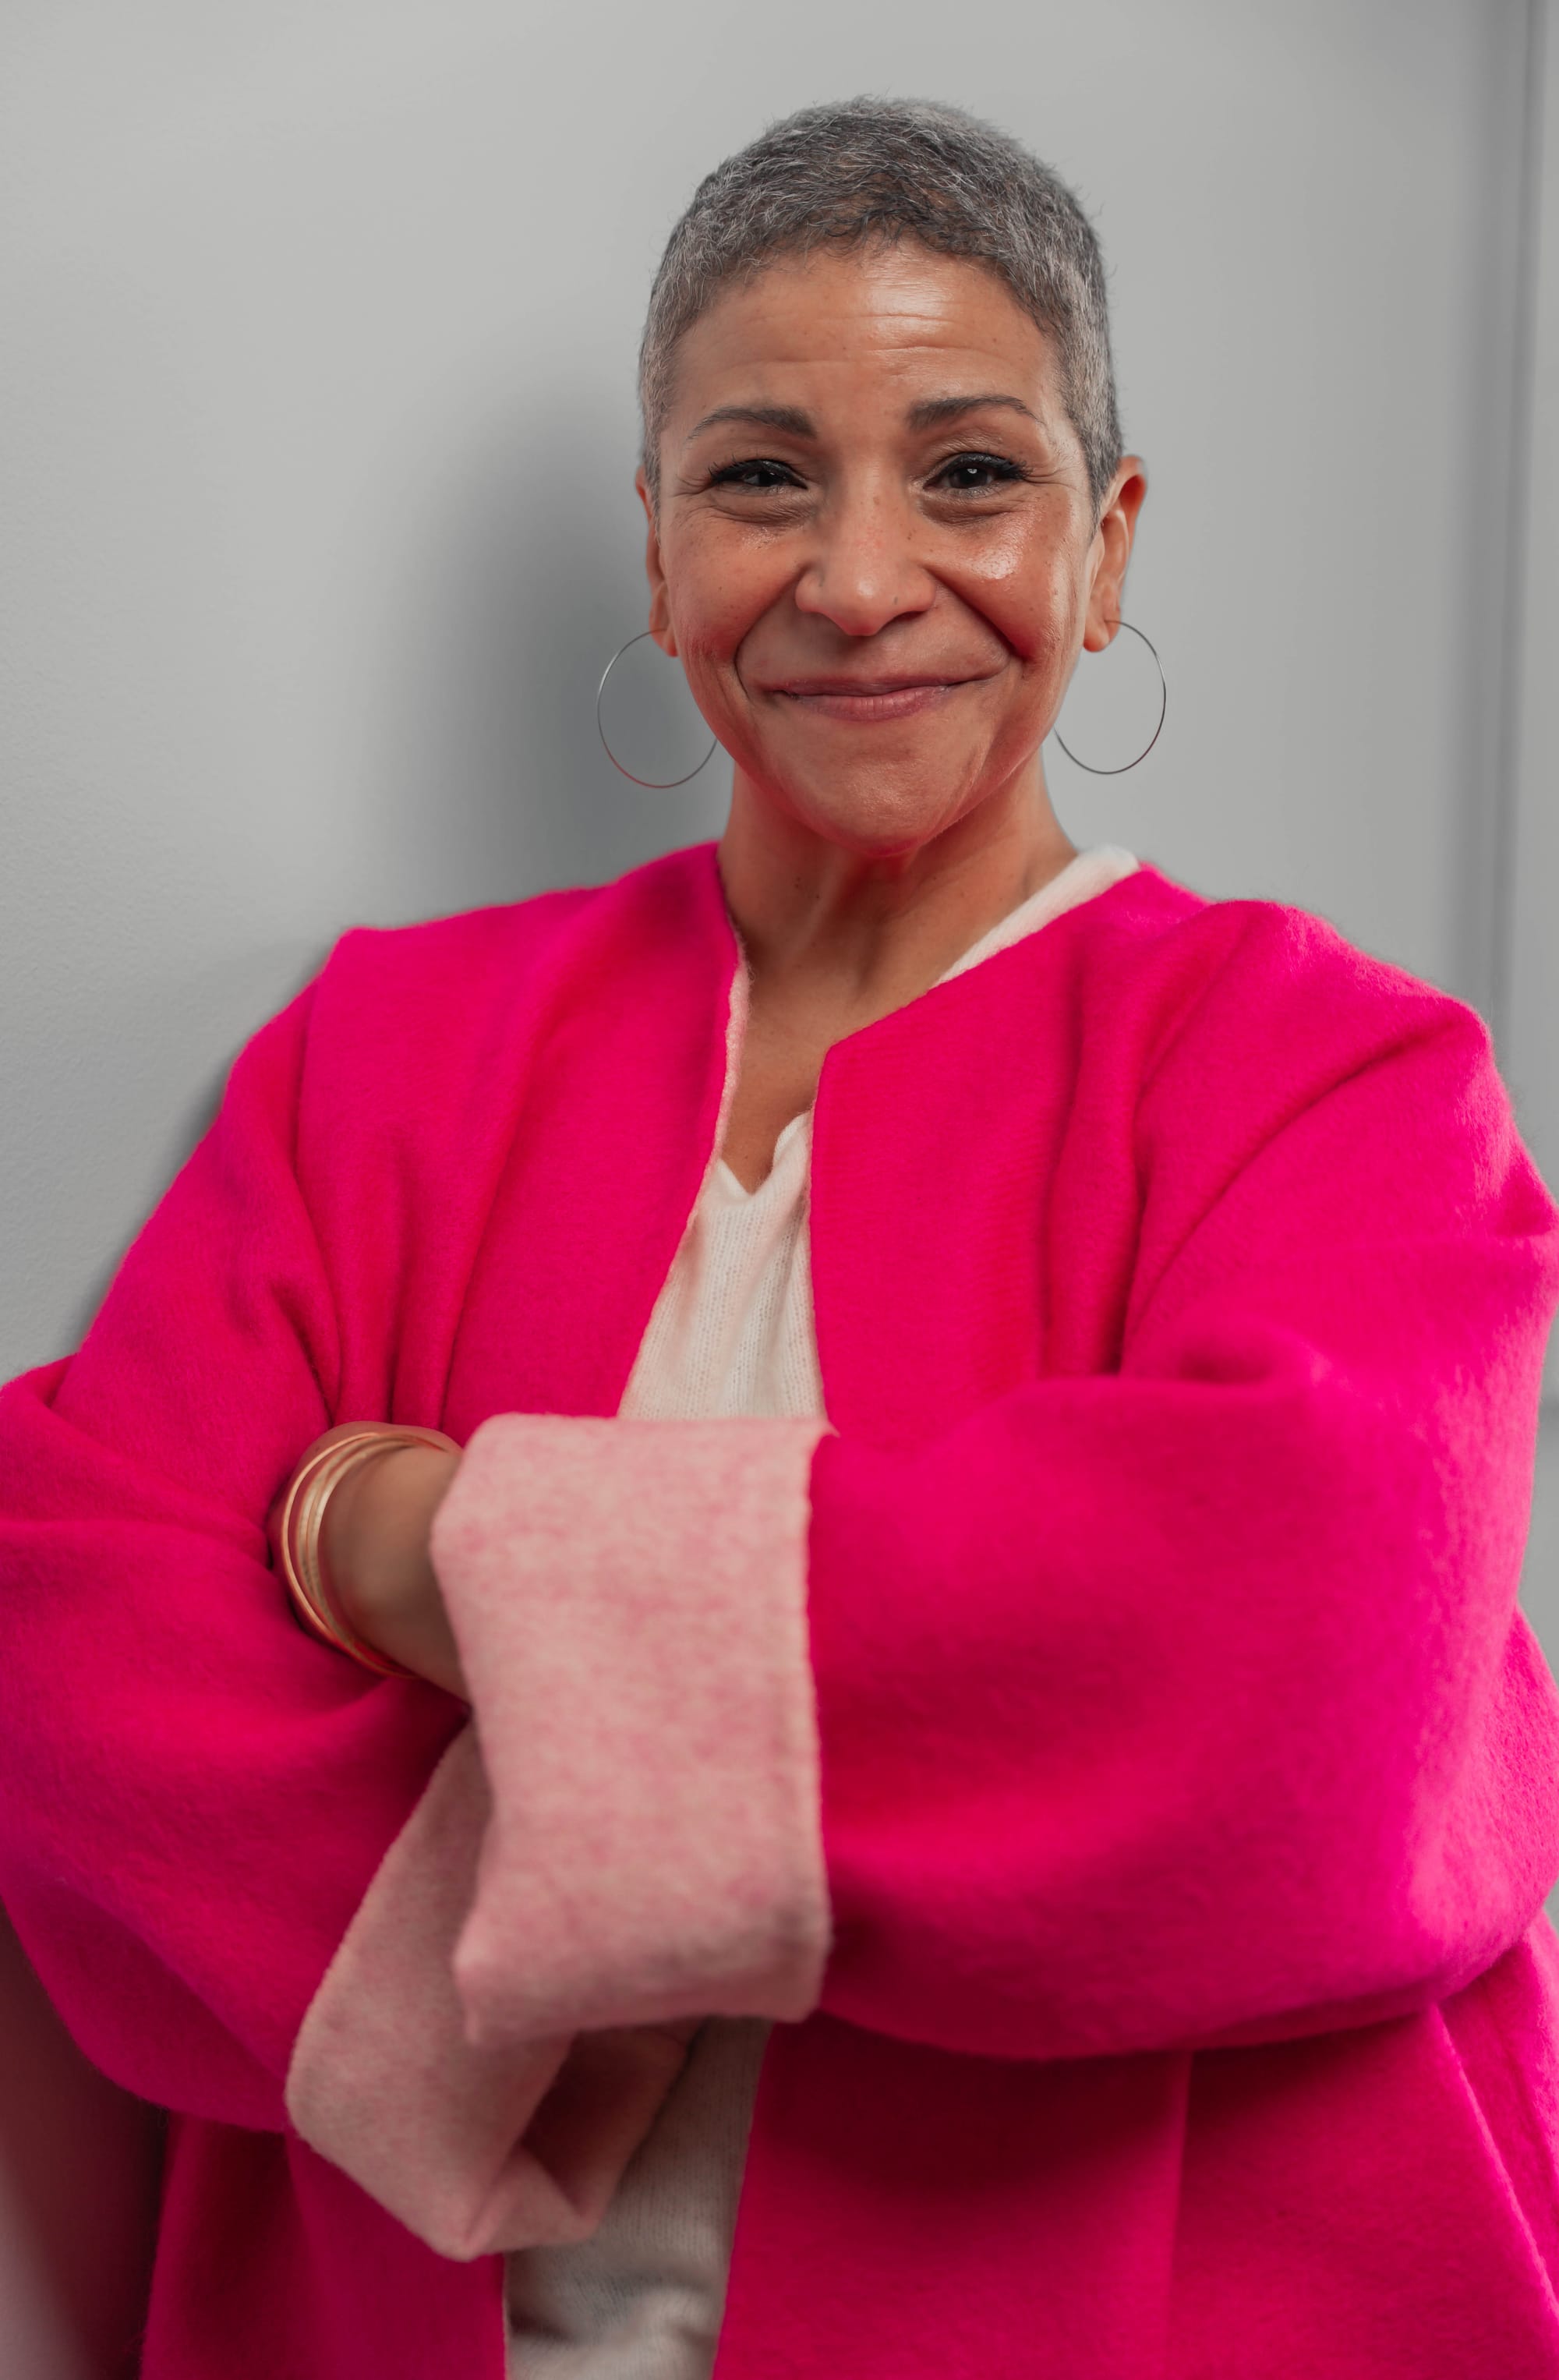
[
  {"xmin": 596, "ymin": 631, "xmax": 718, "ymax": 789},
  {"xmin": 1053, "ymin": 620, "xmax": 1167, "ymax": 776}
]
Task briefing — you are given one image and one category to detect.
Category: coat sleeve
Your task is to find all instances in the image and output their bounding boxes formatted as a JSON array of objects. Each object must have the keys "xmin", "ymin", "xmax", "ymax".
[
  {"xmin": 431, "ymin": 953, "xmax": 1559, "ymax": 2067},
  {"xmin": 0, "ymin": 988, "xmax": 691, "ymax": 2259},
  {"xmin": 0, "ymin": 988, "xmax": 461, "ymax": 2127}
]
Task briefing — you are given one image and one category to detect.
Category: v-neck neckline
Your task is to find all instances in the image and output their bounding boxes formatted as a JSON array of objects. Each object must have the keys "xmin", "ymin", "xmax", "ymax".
[{"xmin": 711, "ymin": 847, "xmax": 1140, "ymax": 1197}]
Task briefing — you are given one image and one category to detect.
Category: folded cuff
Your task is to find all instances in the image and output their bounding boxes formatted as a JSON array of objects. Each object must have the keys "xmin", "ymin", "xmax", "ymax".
[
  {"xmin": 430, "ymin": 1414, "xmax": 832, "ymax": 2050},
  {"xmin": 285, "ymin": 1727, "xmax": 691, "ymax": 2258}
]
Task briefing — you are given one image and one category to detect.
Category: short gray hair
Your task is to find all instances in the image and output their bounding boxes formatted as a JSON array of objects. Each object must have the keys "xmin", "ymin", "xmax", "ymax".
[{"xmin": 639, "ymin": 97, "xmax": 1122, "ymax": 514}]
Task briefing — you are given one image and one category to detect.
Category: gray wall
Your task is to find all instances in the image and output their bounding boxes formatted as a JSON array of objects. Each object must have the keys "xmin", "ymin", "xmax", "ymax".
[{"xmin": 2, "ymin": 2, "xmax": 1556, "ymax": 2369}]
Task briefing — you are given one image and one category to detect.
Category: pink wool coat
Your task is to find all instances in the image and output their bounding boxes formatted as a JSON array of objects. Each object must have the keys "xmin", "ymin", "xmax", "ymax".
[{"xmin": 2, "ymin": 843, "xmax": 1559, "ymax": 2378}]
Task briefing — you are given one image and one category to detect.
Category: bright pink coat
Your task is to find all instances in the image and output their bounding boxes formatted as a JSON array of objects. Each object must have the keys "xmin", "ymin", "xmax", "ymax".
[{"xmin": 2, "ymin": 843, "xmax": 1559, "ymax": 2377}]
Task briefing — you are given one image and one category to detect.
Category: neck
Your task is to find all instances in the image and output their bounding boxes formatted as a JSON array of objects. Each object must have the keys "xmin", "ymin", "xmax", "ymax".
[{"xmin": 716, "ymin": 758, "xmax": 1076, "ymax": 1011}]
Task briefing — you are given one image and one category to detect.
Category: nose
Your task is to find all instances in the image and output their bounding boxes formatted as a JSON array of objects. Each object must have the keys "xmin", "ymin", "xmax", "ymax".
[{"xmin": 792, "ymin": 482, "xmax": 936, "ymax": 638}]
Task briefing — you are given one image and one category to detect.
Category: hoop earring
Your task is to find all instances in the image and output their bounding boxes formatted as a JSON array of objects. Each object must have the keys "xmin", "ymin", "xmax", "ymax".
[
  {"xmin": 1053, "ymin": 620, "xmax": 1166, "ymax": 776},
  {"xmin": 596, "ymin": 631, "xmax": 719, "ymax": 789}
]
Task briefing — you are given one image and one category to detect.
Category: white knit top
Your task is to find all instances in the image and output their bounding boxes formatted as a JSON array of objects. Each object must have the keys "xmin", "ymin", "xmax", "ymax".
[{"xmin": 504, "ymin": 846, "xmax": 1139, "ymax": 2375}]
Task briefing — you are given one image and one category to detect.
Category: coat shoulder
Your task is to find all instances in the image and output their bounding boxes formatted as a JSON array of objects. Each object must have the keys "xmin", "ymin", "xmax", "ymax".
[
  {"xmin": 1083, "ymin": 865, "xmax": 1491, "ymax": 1082},
  {"xmin": 304, "ymin": 841, "xmax": 723, "ymax": 1056}
]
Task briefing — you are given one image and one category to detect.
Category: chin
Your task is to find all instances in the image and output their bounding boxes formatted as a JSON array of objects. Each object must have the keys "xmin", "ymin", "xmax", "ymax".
[{"xmin": 776, "ymin": 757, "xmax": 991, "ymax": 857}]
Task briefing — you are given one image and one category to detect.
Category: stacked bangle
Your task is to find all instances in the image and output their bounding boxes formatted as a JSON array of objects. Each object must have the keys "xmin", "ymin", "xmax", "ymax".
[{"xmin": 273, "ymin": 1423, "xmax": 461, "ymax": 1679}]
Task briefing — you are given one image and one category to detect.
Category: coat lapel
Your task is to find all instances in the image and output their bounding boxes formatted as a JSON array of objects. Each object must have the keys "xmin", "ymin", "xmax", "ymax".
[{"xmin": 443, "ymin": 845, "xmax": 737, "ymax": 1438}]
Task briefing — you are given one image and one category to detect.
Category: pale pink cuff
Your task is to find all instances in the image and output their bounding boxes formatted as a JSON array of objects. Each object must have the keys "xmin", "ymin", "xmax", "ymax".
[
  {"xmin": 430, "ymin": 1413, "xmax": 833, "ymax": 2050},
  {"xmin": 285, "ymin": 1728, "xmax": 692, "ymax": 2258}
]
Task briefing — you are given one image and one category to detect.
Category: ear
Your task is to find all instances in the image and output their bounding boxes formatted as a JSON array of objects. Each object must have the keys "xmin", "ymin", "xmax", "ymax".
[
  {"xmin": 636, "ymin": 467, "xmax": 677, "ymax": 656},
  {"xmin": 1082, "ymin": 458, "xmax": 1148, "ymax": 654}
]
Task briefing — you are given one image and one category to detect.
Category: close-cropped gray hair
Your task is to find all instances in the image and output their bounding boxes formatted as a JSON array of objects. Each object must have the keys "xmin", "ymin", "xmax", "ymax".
[{"xmin": 639, "ymin": 97, "xmax": 1123, "ymax": 515}]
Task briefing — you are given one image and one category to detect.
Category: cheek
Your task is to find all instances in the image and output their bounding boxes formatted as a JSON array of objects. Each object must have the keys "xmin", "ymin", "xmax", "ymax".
[
  {"xmin": 663, "ymin": 526, "xmax": 788, "ymax": 670},
  {"xmin": 953, "ymin": 520, "xmax": 1085, "ymax": 671}
]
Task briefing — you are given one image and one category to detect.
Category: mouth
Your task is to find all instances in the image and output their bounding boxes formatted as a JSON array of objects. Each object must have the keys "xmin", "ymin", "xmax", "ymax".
[{"xmin": 767, "ymin": 674, "xmax": 981, "ymax": 723}]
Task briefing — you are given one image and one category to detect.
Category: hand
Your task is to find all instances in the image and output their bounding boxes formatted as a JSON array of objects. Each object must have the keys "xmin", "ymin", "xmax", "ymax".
[{"xmin": 322, "ymin": 1443, "xmax": 466, "ymax": 1696}]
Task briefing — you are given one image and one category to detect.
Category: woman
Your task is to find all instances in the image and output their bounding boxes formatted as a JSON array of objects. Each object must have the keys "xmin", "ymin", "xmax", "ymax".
[{"xmin": 2, "ymin": 95, "xmax": 1557, "ymax": 2380}]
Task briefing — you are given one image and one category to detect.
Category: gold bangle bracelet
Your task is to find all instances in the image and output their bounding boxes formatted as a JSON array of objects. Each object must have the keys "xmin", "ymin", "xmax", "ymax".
[{"xmin": 274, "ymin": 1423, "xmax": 461, "ymax": 1680}]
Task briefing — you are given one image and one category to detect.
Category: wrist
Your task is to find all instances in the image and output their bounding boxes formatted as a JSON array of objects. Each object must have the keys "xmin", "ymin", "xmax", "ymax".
[
  {"xmin": 326, "ymin": 1445, "xmax": 465, "ymax": 1696},
  {"xmin": 271, "ymin": 1423, "xmax": 463, "ymax": 1690}
]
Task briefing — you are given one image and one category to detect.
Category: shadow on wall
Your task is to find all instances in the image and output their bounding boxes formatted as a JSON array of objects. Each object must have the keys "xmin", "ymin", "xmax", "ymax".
[
  {"xmin": 373, "ymin": 394, "xmax": 732, "ymax": 919},
  {"xmin": 53, "ymin": 940, "xmax": 330, "ymax": 1362},
  {"xmin": 0, "ymin": 1908, "xmax": 163, "ymax": 2378},
  {"xmin": 41, "ymin": 393, "xmax": 737, "ymax": 1368}
]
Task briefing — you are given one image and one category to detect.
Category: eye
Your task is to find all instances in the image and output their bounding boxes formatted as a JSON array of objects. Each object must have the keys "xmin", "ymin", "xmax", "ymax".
[
  {"xmin": 705, "ymin": 457, "xmax": 804, "ymax": 493},
  {"xmin": 930, "ymin": 451, "xmax": 1030, "ymax": 492}
]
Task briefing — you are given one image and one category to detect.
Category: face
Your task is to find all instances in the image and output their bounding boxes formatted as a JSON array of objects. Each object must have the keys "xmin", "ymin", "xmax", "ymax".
[{"xmin": 640, "ymin": 242, "xmax": 1145, "ymax": 858}]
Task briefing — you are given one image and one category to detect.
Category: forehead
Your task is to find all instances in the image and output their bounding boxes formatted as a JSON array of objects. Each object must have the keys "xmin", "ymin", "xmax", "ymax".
[{"xmin": 666, "ymin": 243, "xmax": 1066, "ymax": 427}]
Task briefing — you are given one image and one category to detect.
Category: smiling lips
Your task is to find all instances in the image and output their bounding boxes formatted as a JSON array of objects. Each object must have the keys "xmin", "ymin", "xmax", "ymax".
[{"xmin": 769, "ymin": 675, "xmax": 979, "ymax": 722}]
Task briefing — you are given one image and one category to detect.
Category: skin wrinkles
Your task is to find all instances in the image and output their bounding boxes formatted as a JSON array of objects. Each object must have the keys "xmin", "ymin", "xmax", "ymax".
[
  {"xmin": 638, "ymin": 249, "xmax": 1144, "ymax": 954},
  {"xmin": 634, "ymin": 243, "xmax": 1147, "ymax": 1188}
]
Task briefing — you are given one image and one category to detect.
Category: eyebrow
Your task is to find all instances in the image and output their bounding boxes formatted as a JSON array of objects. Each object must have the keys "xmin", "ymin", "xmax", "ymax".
[
  {"xmin": 907, "ymin": 393, "xmax": 1041, "ymax": 430},
  {"xmin": 683, "ymin": 392, "xmax": 1041, "ymax": 444},
  {"xmin": 684, "ymin": 403, "xmax": 815, "ymax": 443}
]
